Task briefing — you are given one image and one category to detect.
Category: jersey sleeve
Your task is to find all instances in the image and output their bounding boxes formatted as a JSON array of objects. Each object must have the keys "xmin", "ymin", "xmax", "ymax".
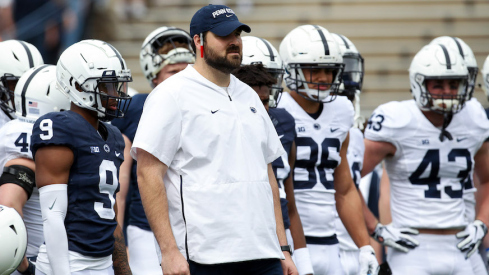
[
  {"xmin": 261, "ymin": 104, "xmax": 286, "ymax": 164},
  {"xmin": 0, "ymin": 122, "xmax": 34, "ymax": 167},
  {"xmin": 131, "ymin": 88, "xmax": 182, "ymax": 166},
  {"xmin": 31, "ymin": 112, "xmax": 75, "ymax": 160},
  {"xmin": 364, "ymin": 101, "xmax": 412, "ymax": 150}
]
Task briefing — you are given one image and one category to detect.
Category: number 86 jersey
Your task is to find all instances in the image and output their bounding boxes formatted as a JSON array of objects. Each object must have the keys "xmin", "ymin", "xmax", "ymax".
[
  {"xmin": 31, "ymin": 111, "xmax": 125, "ymax": 257},
  {"xmin": 278, "ymin": 92, "xmax": 354, "ymax": 237},
  {"xmin": 365, "ymin": 99, "xmax": 489, "ymax": 229}
]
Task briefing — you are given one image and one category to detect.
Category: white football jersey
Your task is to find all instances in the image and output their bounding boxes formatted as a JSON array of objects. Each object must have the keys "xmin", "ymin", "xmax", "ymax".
[
  {"xmin": 365, "ymin": 99, "xmax": 489, "ymax": 229},
  {"xmin": 278, "ymin": 92, "xmax": 354, "ymax": 237},
  {"xmin": 0, "ymin": 119, "xmax": 43, "ymax": 257},
  {"xmin": 336, "ymin": 127, "xmax": 364, "ymax": 251},
  {"xmin": 0, "ymin": 109, "xmax": 11, "ymax": 130}
]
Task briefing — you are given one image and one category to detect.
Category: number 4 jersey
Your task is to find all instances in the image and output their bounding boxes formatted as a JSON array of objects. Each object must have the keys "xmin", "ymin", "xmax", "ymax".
[
  {"xmin": 31, "ymin": 110, "xmax": 125, "ymax": 257},
  {"xmin": 365, "ymin": 99, "xmax": 489, "ymax": 229},
  {"xmin": 278, "ymin": 92, "xmax": 354, "ymax": 238}
]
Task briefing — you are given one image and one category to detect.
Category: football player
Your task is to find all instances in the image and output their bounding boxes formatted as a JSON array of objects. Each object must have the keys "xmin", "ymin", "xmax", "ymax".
[
  {"xmin": 0, "ymin": 40, "xmax": 44, "ymax": 129},
  {"xmin": 238, "ymin": 35, "xmax": 314, "ymax": 275},
  {"xmin": 362, "ymin": 43, "xmax": 489, "ymax": 274},
  {"xmin": 31, "ymin": 40, "xmax": 132, "ymax": 275},
  {"xmin": 111, "ymin": 26, "xmax": 195, "ymax": 275},
  {"xmin": 0, "ymin": 64, "xmax": 70, "ymax": 275},
  {"xmin": 278, "ymin": 24, "xmax": 378, "ymax": 275}
]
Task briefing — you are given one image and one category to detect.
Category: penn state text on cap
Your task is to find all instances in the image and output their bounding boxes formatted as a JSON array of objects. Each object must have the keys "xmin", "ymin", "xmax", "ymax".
[{"xmin": 190, "ymin": 4, "xmax": 251, "ymax": 38}]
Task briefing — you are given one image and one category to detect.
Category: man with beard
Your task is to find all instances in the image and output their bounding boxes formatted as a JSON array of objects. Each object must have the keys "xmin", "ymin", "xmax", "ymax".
[{"xmin": 131, "ymin": 4, "xmax": 298, "ymax": 275}]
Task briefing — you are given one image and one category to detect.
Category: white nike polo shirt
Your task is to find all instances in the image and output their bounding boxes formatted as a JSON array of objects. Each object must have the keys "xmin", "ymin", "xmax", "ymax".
[{"xmin": 131, "ymin": 65, "xmax": 285, "ymax": 264}]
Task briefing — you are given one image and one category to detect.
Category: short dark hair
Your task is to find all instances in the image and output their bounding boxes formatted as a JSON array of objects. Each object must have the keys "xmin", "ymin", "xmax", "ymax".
[
  {"xmin": 232, "ymin": 64, "xmax": 277, "ymax": 87},
  {"xmin": 191, "ymin": 31, "xmax": 207, "ymax": 54}
]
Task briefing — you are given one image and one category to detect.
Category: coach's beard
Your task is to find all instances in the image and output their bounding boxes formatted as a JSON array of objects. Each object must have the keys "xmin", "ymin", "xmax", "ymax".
[{"xmin": 205, "ymin": 45, "xmax": 242, "ymax": 74}]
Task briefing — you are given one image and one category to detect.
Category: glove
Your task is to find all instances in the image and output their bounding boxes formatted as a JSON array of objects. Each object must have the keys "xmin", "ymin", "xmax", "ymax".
[
  {"xmin": 456, "ymin": 220, "xmax": 488, "ymax": 259},
  {"xmin": 359, "ymin": 245, "xmax": 379, "ymax": 275},
  {"xmin": 372, "ymin": 223, "xmax": 419, "ymax": 253}
]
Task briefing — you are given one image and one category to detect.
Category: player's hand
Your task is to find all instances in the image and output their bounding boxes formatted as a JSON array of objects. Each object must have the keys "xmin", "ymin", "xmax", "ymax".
[
  {"xmin": 372, "ymin": 223, "xmax": 419, "ymax": 253},
  {"xmin": 281, "ymin": 252, "xmax": 298, "ymax": 275},
  {"xmin": 456, "ymin": 220, "xmax": 488, "ymax": 259},
  {"xmin": 359, "ymin": 245, "xmax": 379, "ymax": 275},
  {"xmin": 161, "ymin": 248, "xmax": 190, "ymax": 275}
]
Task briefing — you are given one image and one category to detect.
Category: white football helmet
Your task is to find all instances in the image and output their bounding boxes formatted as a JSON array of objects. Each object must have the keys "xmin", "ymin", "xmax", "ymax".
[
  {"xmin": 331, "ymin": 33, "xmax": 364, "ymax": 99},
  {"xmin": 0, "ymin": 40, "xmax": 44, "ymax": 118},
  {"xmin": 14, "ymin": 65, "xmax": 71, "ymax": 123},
  {"xmin": 409, "ymin": 44, "xmax": 469, "ymax": 114},
  {"xmin": 0, "ymin": 205, "xmax": 27, "ymax": 275},
  {"xmin": 57, "ymin": 40, "xmax": 132, "ymax": 121},
  {"xmin": 242, "ymin": 36, "xmax": 285, "ymax": 107},
  {"xmin": 482, "ymin": 55, "xmax": 489, "ymax": 101},
  {"xmin": 429, "ymin": 36, "xmax": 478, "ymax": 98},
  {"xmin": 140, "ymin": 26, "xmax": 195, "ymax": 87},
  {"xmin": 280, "ymin": 25, "xmax": 344, "ymax": 103}
]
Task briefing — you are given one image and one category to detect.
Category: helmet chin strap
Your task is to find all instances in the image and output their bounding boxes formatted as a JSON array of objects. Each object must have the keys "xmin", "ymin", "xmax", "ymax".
[{"xmin": 439, "ymin": 112, "xmax": 453, "ymax": 142}]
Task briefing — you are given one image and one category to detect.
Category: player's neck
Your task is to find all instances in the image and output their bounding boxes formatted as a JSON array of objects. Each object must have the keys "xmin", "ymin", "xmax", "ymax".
[
  {"xmin": 193, "ymin": 58, "xmax": 231, "ymax": 88},
  {"xmin": 421, "ymin": 110, "xmax": 446, "ymax": 128},
  {"xmin": 290, "ymin": 91, "xmax": 322, "ymax": 114},
  {"xmin": 70, "ymin": 103, "xmax": 99, "ymax": 129}
]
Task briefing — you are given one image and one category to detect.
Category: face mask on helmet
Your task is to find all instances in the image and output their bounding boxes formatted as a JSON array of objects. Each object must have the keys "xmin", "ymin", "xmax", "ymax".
[
  {"xmin": 140, "ymin": 28, "xmax": 195, "ymax": 87},
  {"xmin": 76, "ymin": 70, "xmax": 132, "ymax": 122},
  {"xmin": 414, "ymin": 74, "xmax": 468, "ymax": 114},
  {"xmin": 338, "ymin": 53, "xmax": 363, "ymax": 101},
  {"xmin": 0, "ymin": 74, "xmax": 19, "ymax": 115},
  {"xmin": 287, "ymin": 63, "xmax": 344, "ymax": 103},
  {"xmin": 410, "ymin": 44, "xmax": 469, "ymax": 115}
]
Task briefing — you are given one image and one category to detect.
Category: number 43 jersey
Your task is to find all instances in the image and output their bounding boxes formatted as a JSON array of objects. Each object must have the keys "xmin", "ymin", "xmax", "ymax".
[
  {"xmin": 31, "ymin": 111, "xmax": 125, "ymax": 257},
  {"xmin": 278, "ymin": 92, "xmax": 354, "ymax": 237},
  {"xmin": 365, "ymin": 99, "xmax": 489, "ymax": 229}
]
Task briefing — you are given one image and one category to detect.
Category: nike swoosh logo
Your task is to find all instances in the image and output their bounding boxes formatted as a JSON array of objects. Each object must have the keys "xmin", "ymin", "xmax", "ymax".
[
  {"xmin": 115, "ymin": 151, "xmax": 121, "ymax": 157},
  {"xmin": 278, "ymin": 134, "xmax": 284, "ymax": 139},
  {"xmin": 330, "ymin": 128, "xmax": 339, "ymax": 132},
  {"xmin": 49, "ymin": 198, "xmax": 57, "ymax": 210},
  {"xmin": 211, "ymin": 109, "xmax": 219, "ymax": 114},
  {"xmin": 457, "ymin": 137, "xmax": 468, "ymax": 142},
  {"xmin": 226, "ymin": 14, "xmax": 233, "ymax": 17}
]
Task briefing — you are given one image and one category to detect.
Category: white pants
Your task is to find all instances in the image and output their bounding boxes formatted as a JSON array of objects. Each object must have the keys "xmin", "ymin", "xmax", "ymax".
[
  {"xmin": 127, "ymin": 225, "xmax": 162, "ymax": 275},
  {"xmin": 36, "ymin": 266, "xmax": 114, "ymax": 275},
  {"xmin": 469, "ymin": 251, "xmax": 488, "ymax": 275},
  {"xmin": 387, "ymin": 234, "xmax": 473, "ymax": 275},
  {"xmin": 307, "ymin": 243, "xmax": 344, "ymax": 275},
  {"xmin": 339, "ymin": 250, "xmax": 359, "ymax": 275}
]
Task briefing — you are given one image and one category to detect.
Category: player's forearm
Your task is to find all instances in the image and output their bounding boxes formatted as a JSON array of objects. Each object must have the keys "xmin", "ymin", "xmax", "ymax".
[
  {"xmin": 358, "ymin": 189, "xmax": 379, "ymax": 235},
  {"xmin": 138, "ymin": 167, "xmax": 178, "ymax": 253},
  {"xmin": 336, "ymin": 185, "xmax": 370, "ymax": 247},
  {"xmin": 475, "ymin": 182, "xmax": 489, "ymax": 226},
  {"xmin": 112, "ymin": 225, "xmax": 132, "ymax": 275},
  {"xmin": 287, "ymin": 201, "xmax": 307, "ymax": 249}
]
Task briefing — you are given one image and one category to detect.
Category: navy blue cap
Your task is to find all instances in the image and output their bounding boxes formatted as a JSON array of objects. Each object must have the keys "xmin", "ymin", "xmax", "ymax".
[{"xmin": 190, "ymin": 5, "xmax": 251, "ymax": 38}]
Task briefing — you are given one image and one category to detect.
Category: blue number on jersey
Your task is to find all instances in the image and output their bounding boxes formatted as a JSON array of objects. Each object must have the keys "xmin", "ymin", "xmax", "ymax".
[
  {"xmin": 409, "ymin": 149, "xmax": 471, "ymax": 198},
  {"xmin": 14, "ymin": 132, "xmax": 29, "ymax": 153},
  {"xmin": 294, "ymin": 137, "xmax": 340, "ymax": 190}
]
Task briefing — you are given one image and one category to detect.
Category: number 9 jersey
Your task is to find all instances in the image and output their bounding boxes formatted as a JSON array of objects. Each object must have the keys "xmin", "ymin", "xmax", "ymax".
[
  {"xmin": 30, "ymin": 110, "xmax": 125, "ymax": 257},
  {"xmin": 365, "ymin": 99, "xmax": 489, "ymax": 229}
]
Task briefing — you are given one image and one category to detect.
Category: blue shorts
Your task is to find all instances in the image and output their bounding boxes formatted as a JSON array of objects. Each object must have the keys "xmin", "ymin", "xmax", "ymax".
[{"xmin": 188, "ymin": 258, "xmax": 283, "ymax": 275}]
